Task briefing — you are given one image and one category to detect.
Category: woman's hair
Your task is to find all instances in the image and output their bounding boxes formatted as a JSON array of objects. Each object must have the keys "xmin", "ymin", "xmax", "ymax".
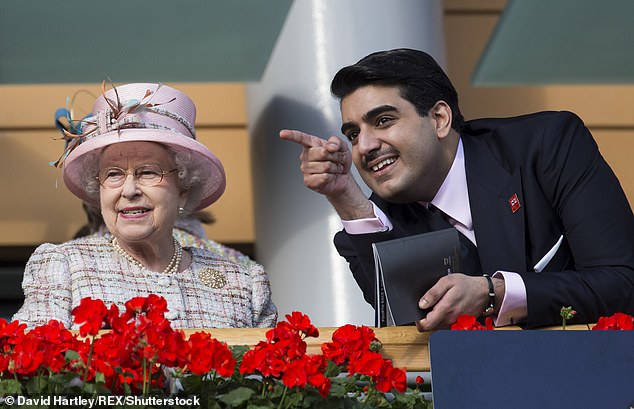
[
  {"xmin": 172, "ymin": 148, "xmax": 207, "ymax": 211},
  {"xmin": 330, "ymin": 48, "xmax": 465, "ymax": 132},
  {"xmin": 80, "ymin": 143, "xmax": 205, "ymax": 211},
  {"xmin": 81, "ymin": 150, "xmax": 101, "ymax": 199}
]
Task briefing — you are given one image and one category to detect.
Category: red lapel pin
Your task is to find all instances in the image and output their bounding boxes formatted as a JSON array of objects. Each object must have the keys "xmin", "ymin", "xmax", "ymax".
[{"xmin": 509, "ymin": 193, "xmax": 521, "ymax": 213}]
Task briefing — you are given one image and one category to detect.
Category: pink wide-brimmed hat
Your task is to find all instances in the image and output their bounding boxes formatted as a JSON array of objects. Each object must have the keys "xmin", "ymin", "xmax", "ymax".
[{"xmin": 57, "ymin": 82, "xmax": 226, "ymax": 211}]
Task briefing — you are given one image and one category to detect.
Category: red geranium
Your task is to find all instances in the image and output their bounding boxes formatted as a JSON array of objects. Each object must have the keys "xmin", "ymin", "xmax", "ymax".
[
  {"xmin": 72, "ymin": 297, "xmax": 108, "ymax": 337},
  {"xmin": 0, "ymin": 318, "xmax": 27, "ymax": 372},
  {"xmin": 322, "ymin": 324, "xmax": 378, "ymax": 365},
  {"xmin": 375, "ymin": 360, "xmax": 407, "ymax": 393},
  {"xmin": 3, "ymin": 297, "xmax": 431, "ymax": 407},
  {"xmin": 239, "ymin": 311, "xmax": 333, "ymax": 398},
  {"xmin": 349, "ymin": 350, "xmax": 384, "ymax": 377},
  {"xmin": 450, "ymin": 314, "xmax": 494, "ymax": 330},
  {"xmin": 5, "ymin": 295, "xmax": 632, "ymax": 407},
  {"xmin": 10, "ymin": 334, "xmax": 44, "ymax": 375},
  {"xmin": 284, "ymin": 311, "xmax": 319, "ymax": 338},
  {"xmin": 186, "ymin": 332, "xmax": 235, "ymax": 377},
  {"xmin": 592, "ymin": 312, "xmax": 634, "ymax": 330},
  {"xmin": 321, "ymin": 323, "xmax": 408, "ymax": 397},
  {"xmin": 304, "ymin": 355, "xmax": 330, "ymax": 397},
  {"xmin": 26, "ymin": 320, "xmax": 81, "ymax": 373},
  {"xmin": 240, "ymin": 340, "xmax": 288, "ymax": 378},
  {"xmin": 281, "ymin": 357, "xmax": 309, "ymax": 388}
]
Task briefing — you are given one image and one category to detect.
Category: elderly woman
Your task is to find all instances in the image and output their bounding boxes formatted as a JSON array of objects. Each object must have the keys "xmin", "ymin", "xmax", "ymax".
[{"xmin": 12, "ymin": 83, "xmax": 277, "ymax": 329}]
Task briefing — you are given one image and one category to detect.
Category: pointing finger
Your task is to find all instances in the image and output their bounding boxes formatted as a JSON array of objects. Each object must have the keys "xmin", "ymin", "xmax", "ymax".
[{"xmin": 280, "ymin": 129, "xmax": 326, "ymax": 148}]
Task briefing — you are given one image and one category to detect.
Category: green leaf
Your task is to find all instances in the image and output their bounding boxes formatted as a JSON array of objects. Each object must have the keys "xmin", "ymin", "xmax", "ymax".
[
  {"xmin": 388, "ymin": 390, "xmax": 433, "ymax": 409},
  {"xmin": 246, "ymin": 404, "xmax": 274, "ymax": 409},
  {"xmin": 64, "ymin": 349, "xmax": 81, "ymax": 361},
  {"xmin": 323, "ymin": 361, "xmax": 343, "ymax": 377},
  {"xmin": 0, "ymin": 379, "xmax": 23, "ymax": 394},
  {"xmin": 218, "ymin": 386, "xmax": 256, "ymax": 406},
  {"xmin": 24, "ymin": 376, "xmax": 48, "ymax": 394},
  {"xmin": 230, "ymin": 344, "xmax": 250, "ymax": 360},
  {"xmin": 87, "ymin": 370, "xmax": 103, "ymax": 384},
  {"xmin": 180, "ymin": 374, "xmax": 204, "ymax": 394}
]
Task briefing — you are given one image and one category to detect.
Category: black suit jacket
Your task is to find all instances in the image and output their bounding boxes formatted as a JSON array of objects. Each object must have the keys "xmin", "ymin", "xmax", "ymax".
[{"xmin": 334, "ymin": 111, "xmax": 634, "ymax": 328}]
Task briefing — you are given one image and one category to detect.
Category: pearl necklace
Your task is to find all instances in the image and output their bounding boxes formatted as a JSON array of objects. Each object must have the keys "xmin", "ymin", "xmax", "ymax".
[{"xmin": 112, "ymin": 236, "xmax": 182, "ymax": 275}]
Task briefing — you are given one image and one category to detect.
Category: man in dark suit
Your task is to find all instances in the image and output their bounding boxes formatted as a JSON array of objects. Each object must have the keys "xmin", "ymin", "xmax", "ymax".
[{"xmin": 280, "ymin": 48, "xmax": 634, "ymax": 329}]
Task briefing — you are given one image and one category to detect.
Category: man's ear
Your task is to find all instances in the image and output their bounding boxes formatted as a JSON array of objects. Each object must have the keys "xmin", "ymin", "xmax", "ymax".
[{"xmin": 430, "ymin": 101, "xmax": 453, "ymax": 139}]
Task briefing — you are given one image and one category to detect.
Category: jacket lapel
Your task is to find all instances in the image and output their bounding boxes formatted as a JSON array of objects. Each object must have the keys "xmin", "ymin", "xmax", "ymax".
[{"xmin": 462, "ymin": 136, "xmax": 527, "ymax": 274}]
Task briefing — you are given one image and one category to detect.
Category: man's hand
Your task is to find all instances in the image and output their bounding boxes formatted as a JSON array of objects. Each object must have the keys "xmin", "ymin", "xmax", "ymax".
[
  {"xmin": 280, "ymin": 129, "xmax": 373, "ymax": 220},
  {"xmin": 415, "ymin": 274, "xmax": 504, "ymax": 331},
  {"xmin": 280, "ymin": 130, "xmax": 352, "ymax": 196}
]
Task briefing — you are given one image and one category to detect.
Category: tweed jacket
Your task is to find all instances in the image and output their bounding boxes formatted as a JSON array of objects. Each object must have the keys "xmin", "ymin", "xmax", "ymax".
[{"xmin": 12, "ymin": 234, "xmax": 278, "ymax": 329}]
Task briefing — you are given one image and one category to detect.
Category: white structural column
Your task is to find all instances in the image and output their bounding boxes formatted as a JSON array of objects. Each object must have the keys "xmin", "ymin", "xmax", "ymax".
[{"xmin": 246, "ymin": 0, "xmax": 445, "ymax": 326}]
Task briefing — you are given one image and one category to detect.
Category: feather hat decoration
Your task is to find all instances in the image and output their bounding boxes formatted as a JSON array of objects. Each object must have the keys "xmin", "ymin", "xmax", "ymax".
[{"xmin": 54, "ymin": 81, "xmax": 226, "ymax": 211}]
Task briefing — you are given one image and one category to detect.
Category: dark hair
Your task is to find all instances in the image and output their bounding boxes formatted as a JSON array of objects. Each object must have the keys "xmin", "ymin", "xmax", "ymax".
[{"xmin": 330, "ymin": 48, "xmax": 464, "ymax": 131}]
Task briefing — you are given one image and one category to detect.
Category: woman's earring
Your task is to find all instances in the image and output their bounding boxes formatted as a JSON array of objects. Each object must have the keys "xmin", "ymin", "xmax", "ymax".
[{"xmin": 178, "ymin": 206, "xmax": 185, "ymax": 214}]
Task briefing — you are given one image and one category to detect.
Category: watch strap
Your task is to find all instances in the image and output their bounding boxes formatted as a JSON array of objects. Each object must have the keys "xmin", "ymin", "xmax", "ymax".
[{"xmin": 482, "ymin": 274, "xmax": 495, "ymax": 316}]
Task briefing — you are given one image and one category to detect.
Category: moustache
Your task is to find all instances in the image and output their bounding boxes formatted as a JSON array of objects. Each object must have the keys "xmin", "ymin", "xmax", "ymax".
[{"xmin": 362, "ymin": 148, "xmax": 398, "ymax": 168}]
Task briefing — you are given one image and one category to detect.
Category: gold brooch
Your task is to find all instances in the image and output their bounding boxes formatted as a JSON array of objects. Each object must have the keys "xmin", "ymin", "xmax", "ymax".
[{"xmin": 199, "ymin": 268, "xmax": 227, "ymax": 289}]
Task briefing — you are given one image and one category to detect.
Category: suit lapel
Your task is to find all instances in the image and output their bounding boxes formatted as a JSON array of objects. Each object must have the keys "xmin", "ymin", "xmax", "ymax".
[{"xmin": 462, "ymin": 136, "xmax": 527, "ymax": 274}]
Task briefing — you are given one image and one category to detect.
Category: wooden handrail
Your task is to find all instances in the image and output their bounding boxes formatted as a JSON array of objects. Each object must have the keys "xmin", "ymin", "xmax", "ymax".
[{"xmin": 180, "ymin": 324, "xmax": 592, "ymax": 372}]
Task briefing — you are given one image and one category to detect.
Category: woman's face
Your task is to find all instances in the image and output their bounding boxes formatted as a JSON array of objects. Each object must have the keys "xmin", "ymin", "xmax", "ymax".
[{"xmin": 98, "ymin": 141, "xmax": 186, "ymax": 245}]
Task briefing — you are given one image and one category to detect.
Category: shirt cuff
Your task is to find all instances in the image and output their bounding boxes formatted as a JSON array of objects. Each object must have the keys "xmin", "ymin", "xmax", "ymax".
[
  {"xmin": 492, "ymin": 271, "xmax": 528, "ymax": 326},
  {"xmin": 341, "ymin": 202, "xmax": 392, "ymax": 234}
]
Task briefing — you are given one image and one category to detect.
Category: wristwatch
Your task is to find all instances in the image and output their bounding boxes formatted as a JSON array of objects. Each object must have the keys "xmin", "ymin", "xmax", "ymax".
[{"xmin": 482, "ymin": 274, "xmax": 495, "ymax": 316}]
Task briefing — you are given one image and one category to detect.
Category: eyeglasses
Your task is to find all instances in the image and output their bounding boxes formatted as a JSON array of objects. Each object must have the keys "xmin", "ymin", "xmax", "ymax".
[{"xmin": 97, "ymin": 164, "xmax": 177, "ymax": 188}]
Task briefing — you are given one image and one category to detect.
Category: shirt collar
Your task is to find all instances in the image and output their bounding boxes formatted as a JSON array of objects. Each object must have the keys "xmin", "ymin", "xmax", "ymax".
[{"xmin": 430, "ymin": 138, "xmax": 473, "ymax": 230}]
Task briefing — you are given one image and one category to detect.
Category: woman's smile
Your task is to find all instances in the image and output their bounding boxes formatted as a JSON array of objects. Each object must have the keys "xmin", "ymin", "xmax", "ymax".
[{"xmin": 119, "ymin": 206, "xmax": 152, "ymax": 219}]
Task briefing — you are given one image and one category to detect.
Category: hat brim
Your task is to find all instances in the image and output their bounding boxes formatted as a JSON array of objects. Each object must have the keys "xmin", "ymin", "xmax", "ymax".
[{"xmin": 62, "ymin": 129, "xmax": 226, "ymax": 211}]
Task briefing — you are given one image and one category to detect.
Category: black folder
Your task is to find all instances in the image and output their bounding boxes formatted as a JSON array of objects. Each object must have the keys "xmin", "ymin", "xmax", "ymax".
[{"xmin": 373, "ymin": 228, "xmax": 460, "ymax": 327}]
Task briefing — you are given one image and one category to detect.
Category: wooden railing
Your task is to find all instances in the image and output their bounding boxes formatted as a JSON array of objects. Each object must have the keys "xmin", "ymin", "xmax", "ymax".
[{"xmin": 181, "ymin": 324, "xmax": 592, "ymax": 372}]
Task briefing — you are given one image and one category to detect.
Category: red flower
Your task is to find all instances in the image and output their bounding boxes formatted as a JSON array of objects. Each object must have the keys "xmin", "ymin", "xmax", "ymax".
[
  {"xmin": 10, "ymin": 334, "xmax": 45, "ymax": 375},
  {"xmin": 123, "ymin": 294, "xmax": 169, "ymax": 320},
  {"xmin": 0, "ymin": 318, "xmax": 27, "ymax": 372},
  {"xmin": 157, "ymin": 330, "xmax": 188, "ymax": 368},
  {"xmin": 349, "ymin": 351, "xmax": 384, "ymax": 377},
  {"xmin": 592, "ymin": 312, "xmax": 634, "ymax": 330},
  {"xmin": 450, "ymin": 314, "xmax": 494, "ymax": 330},
  {"xmin": 72, "ymin": 297, "xmax": 108, "ymax": 337},
  {"xmin": 284, "ymin": 311, "xmax": 319, "ymax": 338},
  {"xmin": 0, "ymin": 318, "xmax": 26, "ymax": 340},
  {"xmin": 265, "ymin": 324, "xmax": 307, "ymax": 360},
  {"xmin": 144, "ymin": 293, "xmax": 170, "ymax": 322},
  {"xmin": 280, "ymin": 354, "xmax": 329, "ymax": 392},
  {"xmin": 5, "ymin": 297, "xmax": 433, "ymax": 403},
  {"xmin": 322, "ymin": 324, "xmax": 378, "ymax": 366},
  {"xmin": 375, "ymin": 362, "xmax": 407, "ymax": 393},
  {"xmin": 187, "ymin": 332, "xmax": 235, "ymax": 377},
  {"xmin": 312, "ymin": 374, "xmax": 331, "ymax": 398},
  {"xmin": 305, "ymin": 355, "xmax": 330, "ymax": 397},
  {"xmin": 321, "ymin": 339, "xmax": 345, "ymax": 365},
  {"xmin": 124, "ymin": 296, "xmax": 146, "ymax": 315},
  {"xmin": 238, "ymin": 313, "xmax": 333, "ymax": 399},
  {"xmin": 27, "ymin": 320, "xmax": 80, "ymax": 373},
  {"xmin": 281, "ymin": 358, "xmax": 308, "ymax": 388},
  {"xmin": 73, "ymin": 295, "xmax": 180, "ymax": 393},
  {"xmin": 240, "ymin": 341, "xmax": 287, "ymax": 378}
]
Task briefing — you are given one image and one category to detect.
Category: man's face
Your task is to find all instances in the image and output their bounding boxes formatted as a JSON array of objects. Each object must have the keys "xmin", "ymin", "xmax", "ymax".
[{"xmin": 340, "ymin": 85, "xmax": 447, "ymax": 203}]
